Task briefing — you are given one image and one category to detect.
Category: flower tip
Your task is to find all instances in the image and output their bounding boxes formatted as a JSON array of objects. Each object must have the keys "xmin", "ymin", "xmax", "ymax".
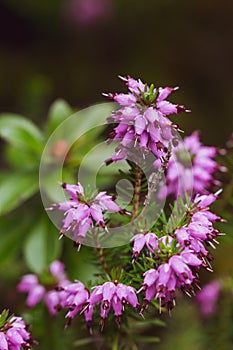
[
  {"xmin": 74, "ymin": 241, "xmax": 82, "ymax": 251},
  {"xmin": 102, "ymin": 92, "xmax": 115, "ymax": 100},
  {"xmin": 137, "ymin": 286, "xmax": 144, "ymax": 294},
  {"xmin": 46, "ymin": 205, "xmax": 56, "ymax": 211},
  {"xmin": 118, "ymin": 75, "xmax": 128, "ymax": 81},
  {"xmin": 65, "ymin": 317, "xmax": 72, "ymax": 329},
  {"xmin": 100, "ymin": 318, "xmax": 105, "ymax": 332},
  {"xmin": 87, "ymin": 321, "xmax": 93, "ymax": 335},
  {"xmin": 214, "ymin": 189, "xmax": 223, "ymax": 197},
  {"xmin": 217, "ymin": 148, "xmax": 227, "ymax": 155},
  {"xmin": 219, "ymin": 166, "xmax": 228, "ymax": 172},
  {"xmin": 59, "ymin": 232, "xmax": 65, "ymax": 240},
  {"xmin": 174, "ymin": 86, "xmax": 179, "ymax": 91},
  {"xmin": 105, "ymin": 158, "xmax": 114, "ymax": 166}
]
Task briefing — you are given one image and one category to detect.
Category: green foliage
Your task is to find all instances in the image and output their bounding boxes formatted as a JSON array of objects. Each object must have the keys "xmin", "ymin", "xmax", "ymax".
[
  {"xmin": 24, "ymin": 214, "xmax": 61, "ymax": 274},
  {"xmin": 0, "ymin": 100, "xmax": 124, "ymax": 349},
  {"xmin": 0, "ymin": 114, "xmax": 44, "ymax": 152},
  {"xmin": 0, "ymin": 101, "xmax": 117, "ymax": 214},
  {"xmin": 45, "ymin": 99, "xmax": 74, "ymax": 136},
  {"xmin": 0, "ymin": 171, "xmax": 38, "ymax": 215},
  {"xmin": 0, "ymin": 98, "xmax": 232, "ymax": 350}
]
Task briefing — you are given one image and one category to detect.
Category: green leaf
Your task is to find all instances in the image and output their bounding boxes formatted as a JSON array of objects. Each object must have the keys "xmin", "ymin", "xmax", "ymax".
[
  {"xmin": 73, "ymin": 337, "xmax": 102, "ymax": 347},
  {"xmin": 24, "ymin": 215, "xmax": 61, "ymax": 273},
  {"xmin": 132, "ymin": 318, "xmax": 166, "ymax": 328},
  {"xmin": 134, "ymin": 336, "xmax": 160, "ymax": 343},
  {"xmin": 0, "ymin": 114, "xmax": 44, "ymax": 152},
  {"xmin": 41, "ymin": 167, "xmax": 75, "ymax": 203},
  {"xmin": 5, "ymin": 145, "xmax": 39, "ymax": 171},
  {"xmin": 67, "ymin": 102, "xmax": 115, "ymax": 139},
  {"xmin": 0, "ymin": 172, "xmax": 38, "ymax": 216},
  {"xmin": 45, "ymin": 102, "xmax": 115, "ymax": 145},
  {"xmin": 0, "ymin": 310, "xmax": 9, "ymax": 328},
  {"xmin": 46, "ymin": 99, "xmax": 73, "ymax": 136},
  {"xmin": 0, "ymin": 227, "xmax": 22, "ymax": 268}
]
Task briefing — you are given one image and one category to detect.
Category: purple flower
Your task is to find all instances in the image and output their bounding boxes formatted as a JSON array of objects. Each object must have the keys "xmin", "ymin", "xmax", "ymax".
[
  {"xmin": 226, "ymin": 132, "xmax": 233, "ymax": 148},
  {"xmin": 64, "ymin": 0, "xmax": 111, "ymax": 26},
  {"xmin": 104, "ymin": 76, "xmax": 188, "ymax": 164},
  {"xmin": 86, "ymin": 281, "xmax": 139, "ymax": 327},
  {"xmin": 165, "ymin": 131, "xmax": 222, "ymax": 197},
  {"xmin": 194, "ymin": 190, "xmax": 222, "ymax": 208},
  {"xmin": 17, "ymin": 260, "xmax": 70, "ymax": 315},
  {"xmin": 196, "ymin": 280, "xmax": 221, "ymax": 317},
  {"xmin": 142, "ymin": 250, "xmax": 202, "ymax": 311},
  {"xmin": 131, "ymin": 232, "xmax": 159, "ymax": 258},
  {"xmin": 48, "ymin": 182, "xmax": 122, "ymax": 242},
  {"xmin": 139, "ymin": 188, "xmax": 224, "ymax": 312},
  {"xmin": 175, "ymin": 191, "xmax": 223, "ymax": 263},
  {"xmin": 57, "ymin": 281, "xmax": 89, "ymax": 320},
  {"xmin": 0, "ymin": 310, "xmax": 33, "ymax": 350}
]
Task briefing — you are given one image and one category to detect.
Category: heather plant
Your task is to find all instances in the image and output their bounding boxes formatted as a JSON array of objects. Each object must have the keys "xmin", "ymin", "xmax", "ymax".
[
  {"xmin": 0, "ymin": 309, "xmax": 34, "ymax": 350},
  {"xmin": 0, "ymin": 76, "xmax": 231, "ymax": 349},
  {"xmin": 189, "ymin": 135, "xmax": 233, "ymax": 350}
]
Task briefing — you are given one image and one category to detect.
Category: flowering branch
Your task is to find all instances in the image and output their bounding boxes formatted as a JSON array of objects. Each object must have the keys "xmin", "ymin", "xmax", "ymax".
[{"xmin": 15, "ymin": 75, "xmax": 227, "ymax": 348}]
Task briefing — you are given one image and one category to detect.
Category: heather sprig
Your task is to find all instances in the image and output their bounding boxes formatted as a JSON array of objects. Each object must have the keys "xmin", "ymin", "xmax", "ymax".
[
  {"xmin": 17, "ymin": 260, "xmax": 71, "ymax": 315},
  {"xmin": 16, "ymin": 76, "xmax": 226, "ymax": 346},
  {"xmin": 0, "ymin": 309, "xmax": 34, "ymax": 350},
  {"xmin": 104, "ymin": 76, "xmax": 189, "ymax": 165},
  {"xmin": 164, "ymin": 131, "xmax": 225, "ymax": 197},
  {"xmin": 47, "ymin": 182, "xmax": 126, "ymax": 247}
]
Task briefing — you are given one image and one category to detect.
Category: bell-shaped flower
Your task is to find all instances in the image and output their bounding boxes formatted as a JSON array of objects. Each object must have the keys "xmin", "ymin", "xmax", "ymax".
[
  {"xmin": 104, "ymin": 76, "xmax": 188, "ymax": 165},
  {"xmin": 132, "ymin": 232, "xmax": 159, "ymax": 258},
  {"xmin": 86, "ymin": 281, "xmax": 139, "ymax": 326},
  {"xmin": 17, "ymin": 260, "xmax": 70, "ymax": 315},
  {"xmin": 49, "ymin": 182, "xmax": 123, "ymax": 241},
  {"xmin": 0, "ymin": 312, "xmax": 33, "ymax": 350}
]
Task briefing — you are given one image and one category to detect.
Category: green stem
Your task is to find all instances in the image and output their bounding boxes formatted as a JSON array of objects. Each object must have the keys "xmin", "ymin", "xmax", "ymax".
[
  {"xmin": 131, "ymin": 166, "xmax": 142, "ymax": 220},
  {"xmin": 44, "ymin": 308, "xmax": 54, "ymax": 350},
  {"xmin": 112, "ymin": 333, "xmax": 119, "ymax": 350},
  {"xmin": 92, "ymin": 229, "xmax": 109, "ymax": 275},
  {"xmin": 141, "ymin": 144, "xmax": 172, "ymax": 217}
]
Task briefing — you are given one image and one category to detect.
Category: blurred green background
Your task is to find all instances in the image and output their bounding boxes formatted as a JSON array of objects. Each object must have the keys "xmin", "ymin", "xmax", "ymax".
[{"xmin": 0, "ymin": 1, "xmax": 233, "ymax": 349}]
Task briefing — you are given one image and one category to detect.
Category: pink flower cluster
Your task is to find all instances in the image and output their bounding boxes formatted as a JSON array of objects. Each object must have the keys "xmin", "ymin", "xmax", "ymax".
[
  {"xmin": 17, "ymin": 260, "xmax": 70, "ymax": 315},
  {"xmin": 85, "ymin": 281, "xmax": 138, "ymax": 327},
  {"xmin": 0, "ymin": 312, "xmax": 32, "ymax": 350},
  {"xmin": 175, "ymin": 192, "xmax": 222, "ymax": 257},
  {"xmin": 64, "ymin": 0, "xmax": 111, "ymax": 26},
  {"xmin": 18, "ymin": 269, "xmax": 139, "ymax": 329},
  {"xmin": 132, "ymin": 232, "xmax": 159, "ymax": 258},
  {"xmin": 196, "ymin": 280, "xmax": 221, "ymax": 317},
  {"xmin": 48, "ymin": 183, "xmax": 122, "ymax": 242},
  {"xmin": 18, "ymin": 192, "xmax": 223, "ymax": 325},
  {"xmin": 165, "ymin": 131, "xmax": 223, "ymax": 197},
  {"xmin": 104, "ymin": 76, "xmax": 188, "ymax": 164},
  {"xmin": 143, "ymin": 249, "xmax": 202, "ymax": 310},
  {"xmin": 56, "ymin": 280, "xmax": 139, "ymax": 329},
  {"xmin": 16, "ymin": 76, "xmax": 226, "ymax": 334},
  {"xmin": 132, "ymin": 192, "xmax": 223, "ymax": 311},
  {"xmin": 57, "ymin": 281, "xmax": 89, "ymax": 320}
]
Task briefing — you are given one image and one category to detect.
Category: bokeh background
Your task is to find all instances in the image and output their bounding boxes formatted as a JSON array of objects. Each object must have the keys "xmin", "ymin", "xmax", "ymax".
[
  {"xmin": 1, "ymin": 1, "xmax": 233, "ymax": 349},
  {"xmin": 1, "ymin": 0, "xmax": 233, "ymax": 142}
]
